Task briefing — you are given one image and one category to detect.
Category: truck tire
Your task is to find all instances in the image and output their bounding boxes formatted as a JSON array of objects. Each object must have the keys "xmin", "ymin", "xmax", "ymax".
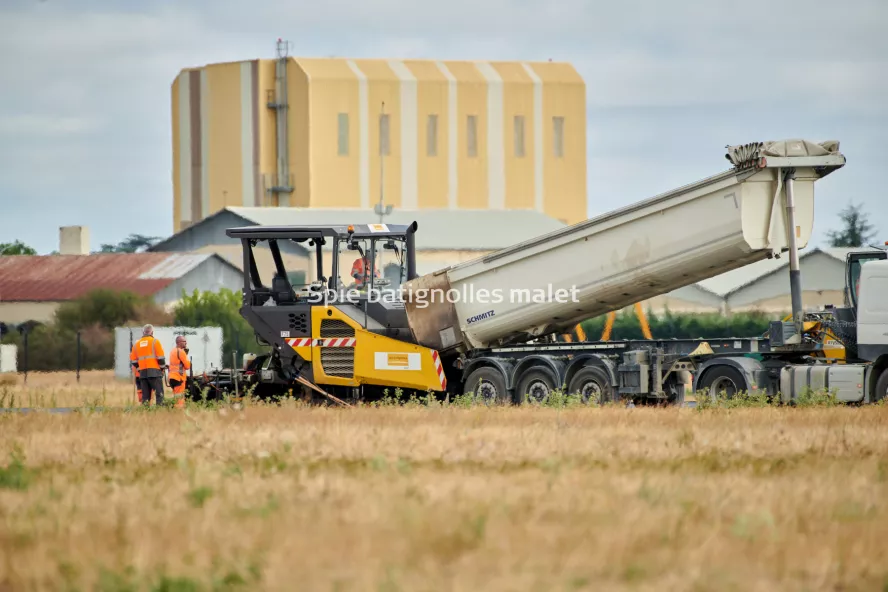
[
  {"xmin": 463, "ymin": 366, "xmax": 509, "ymax": 405},
  {"xmin": 697, "ymin": 365, "xmax": 746, "ymax": 400},
  {"xmin": 515, "ymin": 367, "xmax": 558, "ymax": 404},
  {"xmin": 567, "ymin": 366, "xmax": 614, "ymax": 404},
  {"xmin": 874, "ymin": 370, "xmax": 888, "ymax": 403}
]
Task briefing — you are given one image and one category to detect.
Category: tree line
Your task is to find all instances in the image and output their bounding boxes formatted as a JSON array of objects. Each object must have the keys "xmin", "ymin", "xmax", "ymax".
[{"xmin": 0, "ymin": 233, "xmax": 161, "ymax": 256}]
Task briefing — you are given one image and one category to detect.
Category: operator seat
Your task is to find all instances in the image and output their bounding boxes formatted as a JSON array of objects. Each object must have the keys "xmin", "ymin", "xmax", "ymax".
[{"xmin": 271, "ymin": 273, "xmax": 295, "ymax": 305}]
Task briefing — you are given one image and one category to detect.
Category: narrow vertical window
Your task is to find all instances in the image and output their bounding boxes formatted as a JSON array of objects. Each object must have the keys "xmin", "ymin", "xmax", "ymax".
[
  {"xmin": 427, "ymin": 114, "xmax": 438, "ymax": 157},
  {"xmin": 337, "ymin": 113, "xmax": 349, "ymax": 156},
  {"xmin": 514, "ymin": 115, "xmax": 525, "ymax": 157},
  {"xmin": 379, "ymin": 113, "xmax": 390, "ymax": 156},
  {"xmin": 553, "ymin": 116, "xmax": 564, "ymax": 158},
  {"xmin": 467, "ymin": 115, "xmax": 477, "ymax": 158}
]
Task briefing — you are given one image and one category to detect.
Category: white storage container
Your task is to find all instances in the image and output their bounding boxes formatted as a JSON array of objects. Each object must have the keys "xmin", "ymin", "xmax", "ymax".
[{"xmin": 0, "ymin": 344, "xmax": 17, "ymax": 373}]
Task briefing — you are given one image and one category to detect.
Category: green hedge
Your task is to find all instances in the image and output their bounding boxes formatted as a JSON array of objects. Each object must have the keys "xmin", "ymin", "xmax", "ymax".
[
  {"xmin": 576, "ymin": 308, "xmax": 782, "ymax": 341},
  {"xmin": 172, "ymin": 289, "xmax": 265, "ymax": 364}
]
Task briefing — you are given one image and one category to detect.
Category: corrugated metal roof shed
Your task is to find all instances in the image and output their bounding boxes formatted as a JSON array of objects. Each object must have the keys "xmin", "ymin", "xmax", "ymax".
[
  {"xmin": 0, "ymin": 252, "xmax": 223, "ymax": 302},
  {"xmin": 225, "ymin": 207, "xmax": 567, "ymax": 251},
  {"xmin": 820, "ymin": 247, "xmax": 883, "ymax": 262},
  {"xmin": 696, "ymin": 255, "xmax": 793, "ymax": 296},
  {"xmin": 138, "ymin": 253, "xmax": 211, "ymax": 279},
  {"xmin": 696, "ymin": 247, "xmax": 884, "ymax": 296}
]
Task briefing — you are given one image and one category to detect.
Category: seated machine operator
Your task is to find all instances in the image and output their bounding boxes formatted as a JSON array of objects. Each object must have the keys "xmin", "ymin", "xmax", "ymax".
[{"xmin": 351, "ymin": 255, "xmax": 380, "ymax": 289}]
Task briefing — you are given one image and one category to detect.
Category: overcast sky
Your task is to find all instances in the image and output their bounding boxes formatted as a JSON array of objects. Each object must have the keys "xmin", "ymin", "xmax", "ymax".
[{"xmin": 1, "ymin": 0, "xmax": 886, "ymax": 254}]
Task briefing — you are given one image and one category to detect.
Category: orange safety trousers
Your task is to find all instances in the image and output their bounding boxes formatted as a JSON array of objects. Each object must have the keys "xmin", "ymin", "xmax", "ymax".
[{"xmin": 133, "ymin": 367, "xmax": 143, "ymax": 402}]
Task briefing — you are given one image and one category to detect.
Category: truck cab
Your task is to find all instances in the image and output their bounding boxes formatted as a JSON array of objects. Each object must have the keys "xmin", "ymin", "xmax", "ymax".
[
  {"xmin": 854, "ymin": 255, "xmax": 888, "ymax": 364},
  {"xmin": 845, "ymin": 250, "xmax": 888, "ymax": 314},
  {"xmin": 765, "ymin": 253, "xmax": 888, "ymax": 404}
]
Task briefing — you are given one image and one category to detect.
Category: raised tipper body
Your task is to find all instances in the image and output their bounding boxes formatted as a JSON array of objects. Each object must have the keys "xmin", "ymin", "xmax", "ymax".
[{"xmin": 403, "ymin": 140, "xmax": 845, "ymax": 354}]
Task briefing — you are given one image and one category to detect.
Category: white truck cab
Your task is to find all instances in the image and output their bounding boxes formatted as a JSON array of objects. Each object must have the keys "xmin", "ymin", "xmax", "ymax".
[
  {"xmin": 778, "ymin": 254, "xmax": 888, "ymax": 404},
  {"xmin": 856, "ymin": 258, "xmax": 888, "ymax": 356}
]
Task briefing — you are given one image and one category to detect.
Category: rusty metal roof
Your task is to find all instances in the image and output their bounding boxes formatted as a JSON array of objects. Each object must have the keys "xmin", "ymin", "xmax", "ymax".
[{"xmin": 0, "ymin": 253, "xmax": 217, "ymax": 302}]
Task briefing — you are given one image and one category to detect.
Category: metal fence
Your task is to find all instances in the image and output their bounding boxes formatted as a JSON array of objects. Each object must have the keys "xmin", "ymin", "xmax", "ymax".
[{"xmin": 18, "ymin": 329, "xmax": 85, "ymax": 384}]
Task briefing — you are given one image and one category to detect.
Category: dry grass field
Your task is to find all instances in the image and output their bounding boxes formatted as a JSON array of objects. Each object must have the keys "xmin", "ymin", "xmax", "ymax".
[
  {"xmin": 1, "ymin": 373, "xmax": 888, "ymax": 590},
  {"xmin": 0, "ymin": 370, "xmax": 137, "ymax": 408}
]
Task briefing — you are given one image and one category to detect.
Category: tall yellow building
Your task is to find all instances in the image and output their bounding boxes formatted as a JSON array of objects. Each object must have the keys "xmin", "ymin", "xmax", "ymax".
[{"xmin": 171, "ymin": 46, "xmax": 586, "ymax": 232}]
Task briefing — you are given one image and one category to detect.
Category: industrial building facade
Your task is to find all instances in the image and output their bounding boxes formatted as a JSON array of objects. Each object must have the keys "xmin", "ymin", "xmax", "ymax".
[{"xmin": 170, "ymin": 50, "xmax": 586, "ymax": 232}]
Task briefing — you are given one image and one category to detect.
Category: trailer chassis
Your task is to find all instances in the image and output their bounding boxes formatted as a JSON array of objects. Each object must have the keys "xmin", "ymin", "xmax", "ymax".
[{"xmin": 452, "ymin": 336, "xmax": 828, "ymax": 406}]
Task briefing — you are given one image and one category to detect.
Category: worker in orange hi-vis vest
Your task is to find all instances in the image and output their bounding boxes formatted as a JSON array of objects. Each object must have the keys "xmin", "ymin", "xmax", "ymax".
[
  {"xmin": 130, "ymin": 324, "xmax": 167, "ymax": 406},
  {"xmin": 350, "ymin": 255, "xmax": 379, "ymax": 289},
  {"xmin": 167, "ymin": 335, "xmax": 191, "ymax": 409}
]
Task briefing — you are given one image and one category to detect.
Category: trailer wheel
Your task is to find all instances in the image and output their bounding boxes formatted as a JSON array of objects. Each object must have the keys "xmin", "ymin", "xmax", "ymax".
[
  {"xmin": 516, "ymin": 367, "xmax": 558, "ymax": 404},
  {"xmin": 567, "ymin": 366, "xmax": 613, "ymax": 404},
  {"xmin": 463, "ymin": 367, "xmax": 509, "ymax": 405},
  {"xmin": 697, "ymin": 366, "xmax": 746, "ymax": 400},
  {"xmin": 874, "ymin": 370, "xmax": 888, "ymax": 403}
]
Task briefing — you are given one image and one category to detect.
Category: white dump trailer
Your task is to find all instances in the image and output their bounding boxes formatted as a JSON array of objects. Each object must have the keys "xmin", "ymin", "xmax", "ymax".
[{"xmin": 404, "ymin": 139, "xmax": 843, "ymax": 353}]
